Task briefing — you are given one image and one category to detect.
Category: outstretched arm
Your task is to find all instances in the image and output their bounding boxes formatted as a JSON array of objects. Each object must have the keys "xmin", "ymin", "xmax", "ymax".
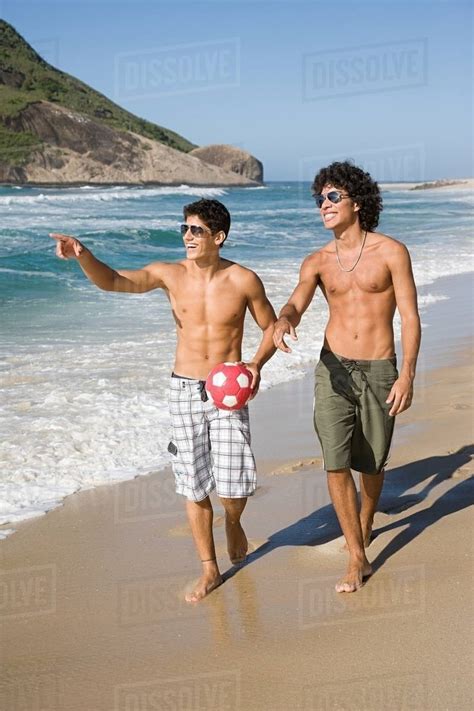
[
  {"xmin": 50, "ymin": 232, "xmax": 165, "ymax": 293},
  {"xmin": 242, "ymin": 272, "xmax": 277, "ymax": 397},
  {"xmin": 386, "ymin": 243, "xmax": 421, "ymax": 416},
  {"xmin": 273, "ymin": 253, "xmax": 320, "ymax": 352}
]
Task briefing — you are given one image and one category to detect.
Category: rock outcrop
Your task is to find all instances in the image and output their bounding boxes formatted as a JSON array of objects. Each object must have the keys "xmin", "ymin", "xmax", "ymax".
[
  {"xmin": 190, "ymin": 145, "xmax": 263, "ymax": 183},
  {"xmin": 0, "ymin": 102, "xmax": 258, "ymax": 186},
  {"xmin": 0, "ymin": 21, "xmax": 264, "ymax": 186}
]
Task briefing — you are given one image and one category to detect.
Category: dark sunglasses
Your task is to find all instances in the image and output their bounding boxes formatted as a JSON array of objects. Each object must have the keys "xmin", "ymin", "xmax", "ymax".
[
  {"xmin": 180, "ymin": 223, "xmax": 212, "ymax": 237},
  {"xmin": 314, "ymin": 190, "xmax": 351, "ymax": 208}
]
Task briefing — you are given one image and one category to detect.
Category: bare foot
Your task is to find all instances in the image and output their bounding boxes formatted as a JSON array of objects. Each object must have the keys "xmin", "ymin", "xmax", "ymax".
[
  {"xmin": 335, "ymin": 557, "xmax": 372, "ymax": 593},
  {"xmin": 225, "ymin": 516, "xmax": 248, "ymax": 565},
  {"xmin": 185, "ymin": 569, "xmax": 223, "ymax": 603}
]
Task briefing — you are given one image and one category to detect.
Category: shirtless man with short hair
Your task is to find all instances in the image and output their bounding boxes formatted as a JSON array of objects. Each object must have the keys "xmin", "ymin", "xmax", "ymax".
[
  {"xmin": 273, "ymin": 161, "xmax": 421, "ymax": 593},
  {"xmin": 51, "ymin": 198, "xmax": 276, "ymax": 602}
]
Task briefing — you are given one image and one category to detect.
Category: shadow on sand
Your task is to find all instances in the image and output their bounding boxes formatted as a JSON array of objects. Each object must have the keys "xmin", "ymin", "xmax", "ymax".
[{"xmin": 223, "ymin": 444, "xmax": 474, "ymax": 582}]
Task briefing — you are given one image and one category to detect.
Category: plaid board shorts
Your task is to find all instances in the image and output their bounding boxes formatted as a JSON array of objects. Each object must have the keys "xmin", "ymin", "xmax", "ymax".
[{"xmin": 168, "ymin": 374, "xmax": 257, "ymax": 502}]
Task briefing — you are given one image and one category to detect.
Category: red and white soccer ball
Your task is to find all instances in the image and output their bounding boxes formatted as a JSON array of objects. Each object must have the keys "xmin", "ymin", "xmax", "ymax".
[{"xmin": 205, "ymin": 362, "xmax": 253, "ymax": 410}]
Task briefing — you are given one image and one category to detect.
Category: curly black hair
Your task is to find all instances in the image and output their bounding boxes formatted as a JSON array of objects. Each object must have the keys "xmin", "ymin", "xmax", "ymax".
[
  {"xmin": 311, "ymin": 160, "xmax": 383, "ymax": 232},
  {"xmin": 183, "ymin": 198, "xmax": 231, "ymax": 244}
]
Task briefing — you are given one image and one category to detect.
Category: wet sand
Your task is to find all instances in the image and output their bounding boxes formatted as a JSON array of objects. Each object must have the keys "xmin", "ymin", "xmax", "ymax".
[{"xmin": 0, "ymin": 273, "xmax": 473, "ymax": 710}]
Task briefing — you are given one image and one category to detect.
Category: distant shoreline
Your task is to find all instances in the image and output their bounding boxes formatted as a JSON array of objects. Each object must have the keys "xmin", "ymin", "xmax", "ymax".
[
  {"xmin": 0, "ymin": 180, "xmax": 262, "ymax": 190},
  {"xmin": 380, "ymin": 178, "xmax": 473, "ymax": 191},
  {"xmin": 1, "ymin": 178, "xmax": 472, "ymax": 190}
]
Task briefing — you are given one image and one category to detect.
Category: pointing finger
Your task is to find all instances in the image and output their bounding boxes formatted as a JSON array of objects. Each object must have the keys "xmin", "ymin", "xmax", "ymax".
[{"xmin": 49, "ymin": 233, "xmax": 70, "ymax": 241}]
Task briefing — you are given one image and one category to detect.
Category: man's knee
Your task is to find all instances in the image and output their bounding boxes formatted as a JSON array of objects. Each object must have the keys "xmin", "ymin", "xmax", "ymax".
[
  {"xmin": 219, "ymin": 496, "xmax": 247, "ymax": 519},
  {"xmin": 327, "ymin": 467, "xmax": 352, "ymax": 477},
  {"xmin": 186, "ymin": 495, "xmax": 212, "ymax": 511}
]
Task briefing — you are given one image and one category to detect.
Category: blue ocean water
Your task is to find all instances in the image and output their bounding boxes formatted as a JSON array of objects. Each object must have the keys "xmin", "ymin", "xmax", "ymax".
[{"xmin": 0, "ymin": 182, "xmax": 472, "ymax": 532}]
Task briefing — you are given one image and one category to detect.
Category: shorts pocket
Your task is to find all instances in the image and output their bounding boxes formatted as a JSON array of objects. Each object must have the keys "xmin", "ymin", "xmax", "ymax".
[{"xmin": 167, "ymin": 441, "xmax": 178, "ymax": 456}]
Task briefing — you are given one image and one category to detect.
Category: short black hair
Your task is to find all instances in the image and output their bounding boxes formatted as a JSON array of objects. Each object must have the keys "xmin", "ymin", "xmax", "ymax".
[
  {"xmin": 183, "ymin": 198, "xmax": 231, "ymax": 243},
  {"xmin": 311, "ymin": 160, "xmax": 383, "ymax": 232}
]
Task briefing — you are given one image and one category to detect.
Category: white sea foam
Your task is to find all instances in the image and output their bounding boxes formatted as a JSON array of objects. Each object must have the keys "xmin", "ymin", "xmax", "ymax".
[
  {"xmin": 0, "ymin": 184, "xmax": 228, "ymax": 207},
  {"xmin": 0, "ymin": 331, "xmax": 175, "ymax": 529},
  {"xmin": 0, "ymin": 267, "xmax": 59, "ymax": 278},
  {"xmin": 0, "ymin": 529, "xmax": 16, "ymax": 539},
  {"xmin": 417, "ymin": 293, "xmax": 449, "ymax": 306}
]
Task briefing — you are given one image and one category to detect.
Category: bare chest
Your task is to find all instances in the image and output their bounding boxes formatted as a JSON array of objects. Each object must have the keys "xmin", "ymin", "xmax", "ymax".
[
  {"xmin": 169, "ymin": 279, "xmax": 246, "ymax": 328},
  {"xmin": 320, "ymin": 255, "xmax": 393, "ymax": 300}
]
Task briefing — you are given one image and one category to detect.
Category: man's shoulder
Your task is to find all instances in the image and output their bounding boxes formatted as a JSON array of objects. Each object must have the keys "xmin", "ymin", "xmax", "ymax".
[
  {"xmin": 144, "ymin": 260, "xmax": 186, "ymax": 286},
  {"xmin": 372, "ymin": 231, "xmax": 405, "ymax": 248},
  {"xmin": 301, "ymin": 244, "xmax": 329, "ymax": 270},
  {"xmin": 371, "ymin": 232, "xmax": 410, "ymax": 258},
  {"xmin": 146, "ymin": 259, "xmax": 185, "ymax": 272},
  {"xmin": 223, "ymin": 259, "xmax": 259, "ymax": 280},
  {"xmin": 221, "ymin": 260, "xmax": 266, "ymax": 294}
]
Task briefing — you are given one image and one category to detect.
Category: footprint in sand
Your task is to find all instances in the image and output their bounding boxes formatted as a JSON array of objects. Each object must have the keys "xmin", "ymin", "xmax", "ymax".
[
  {"xmin": 317, "ymin": 536, "xmax": 347, "ymax": 555},
  {"xmin": 452, "ymin": 465, "xmax": 473, "ymax": 479},
  {"xmin": 167, "ymin": 522, "xmax": 190, "ymax": 537},
  {"xmin": 168, "ymin": 514, "xmax": 226, "ymax": 537},
  {"xmin": 270, "ymin": 457, "xmax": 322, "ymax": 476},
  {"xmin": 293, "ymin": 536, "xmax": 347, "ymax": 560}
]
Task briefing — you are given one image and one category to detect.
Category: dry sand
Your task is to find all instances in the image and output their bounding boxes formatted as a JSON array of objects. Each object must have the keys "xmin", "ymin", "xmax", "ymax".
[{"xmin": 0, "ymin": 274, "xmax": 473, "ymax": 710}]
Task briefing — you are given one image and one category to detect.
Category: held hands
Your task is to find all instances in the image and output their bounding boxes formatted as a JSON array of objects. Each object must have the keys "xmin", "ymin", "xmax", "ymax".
[
  {"xmin": 50, "ymin": 232, "xmax": 85, "ymax": 260},
  {"xmin": 273, "ymin": 317, "xmax": 298, "ymax": 353},
  {"xmin": 386, "ymin": 374, "xmax": 414, "ymax": 416}
]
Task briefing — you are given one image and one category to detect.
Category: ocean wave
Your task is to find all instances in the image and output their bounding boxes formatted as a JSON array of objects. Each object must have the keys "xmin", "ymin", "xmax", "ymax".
[
  {"xmin": 418, "ymin": 293, "xmax": 449, "ymax": 306},
  {"xmin": 0, "ymin": 185, "xmax": 228, "ymax": 207},
  {"xmin": 0, "ymin": 267, "xmax": 59, "ymax": 278},
  {"xmin": 232, "ymin": 207, "xmax": 315, "ymax": 216}
]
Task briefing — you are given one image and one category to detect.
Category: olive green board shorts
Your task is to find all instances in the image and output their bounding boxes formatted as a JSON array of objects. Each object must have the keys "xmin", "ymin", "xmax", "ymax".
[{"xmin": 314, "ymin": 348, "xmax": 398, "ymax": 474}]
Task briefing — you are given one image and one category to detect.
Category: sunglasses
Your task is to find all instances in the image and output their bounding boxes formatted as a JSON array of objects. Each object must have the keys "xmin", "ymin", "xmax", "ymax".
[
  {"xmin": 314, "ymin": 190, "xmax": 351, "ymax": 208},
  {"xmin": 180, "ymin": 223, "xmax": 212, "ymax": 237}
]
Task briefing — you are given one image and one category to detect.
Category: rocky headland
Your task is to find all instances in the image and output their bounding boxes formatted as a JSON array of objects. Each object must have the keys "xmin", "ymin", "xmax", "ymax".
[
  {"xmin": 0, "ymin": 21, "xmax": 262, "ymax": 187},
  {"xmin": 190, "ymin": 144, "xmax": 263, "ymax": 183}
]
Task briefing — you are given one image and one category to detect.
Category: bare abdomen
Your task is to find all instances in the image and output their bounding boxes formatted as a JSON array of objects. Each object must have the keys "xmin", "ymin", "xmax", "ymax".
[
  {"xmin": 324, "ymin": 304, "xmax": 396, "ymax": 360},
  {"xmin": 173, "ymin": 324, "xmax": 243, "ymax": 379}
]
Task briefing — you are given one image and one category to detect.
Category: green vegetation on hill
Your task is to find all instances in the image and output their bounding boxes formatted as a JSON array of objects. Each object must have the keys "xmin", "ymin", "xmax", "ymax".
[
  {"xmin": 0, "ymin": 19, "xmax": 195, "ymax": 165},
  {"xmin": 0, "ymin": 122, "xmax": 41, "ymax": 164}
]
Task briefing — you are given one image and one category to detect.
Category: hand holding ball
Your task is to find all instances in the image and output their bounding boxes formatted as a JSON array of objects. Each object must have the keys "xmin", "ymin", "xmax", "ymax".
[{"xmin": 205, "ymin": 362, "xmax": 253, "ymax": 410}]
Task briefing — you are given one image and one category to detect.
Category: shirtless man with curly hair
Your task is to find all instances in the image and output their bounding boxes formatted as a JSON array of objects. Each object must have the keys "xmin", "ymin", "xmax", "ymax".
[{"xmin": 273, "ymin": 161, "xmax": 421, "ymax": 593}]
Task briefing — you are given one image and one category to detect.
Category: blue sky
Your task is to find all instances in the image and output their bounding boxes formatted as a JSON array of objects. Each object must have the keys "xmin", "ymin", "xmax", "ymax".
[{"xmin": 2, "ymin": 0, "xmax": 472, "ymax": 180}]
